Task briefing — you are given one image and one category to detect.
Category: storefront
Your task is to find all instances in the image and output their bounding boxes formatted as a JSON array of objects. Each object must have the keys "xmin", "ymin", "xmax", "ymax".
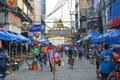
[
  {"xmin": 4, "ymin": 12, "xmax": 21, "ymax": 34},
  {"xmin": 107, "ymin": 0, "xmax": 120, "ymax": 29}
]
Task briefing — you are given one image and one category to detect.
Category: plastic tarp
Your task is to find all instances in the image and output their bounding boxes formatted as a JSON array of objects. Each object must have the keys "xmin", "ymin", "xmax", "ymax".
[
  {"xmin": 16, "ymin": 34, "xmax": 31, "ymax": 43},
  {"xmin": 29, "ymin": 25, "xmax": 41, "ymax": 32},
  {"xmin": 8, "ymin": 32, "xmax": 22, "ymax": 42},
  {"xmin": 109, "ymin": 30, "xmax": 120, "ymax": 44},
  {"xmin": 0, "ymin": 30, "xmax": 15, "ymax": 41},
  {"xmin": 91, "ymin": 34, "xmax": 103, "ymax": 42},
  {"xmin": 75, "ymin": 39, "xmax": 82, "ymax": 44},
  {"xmin": 84, "ymin": 32, "xmax": 100, "ymax": 42},
  {"xmin": 39, "ymin": 39, "xmax": 50, "ymax": 45}
]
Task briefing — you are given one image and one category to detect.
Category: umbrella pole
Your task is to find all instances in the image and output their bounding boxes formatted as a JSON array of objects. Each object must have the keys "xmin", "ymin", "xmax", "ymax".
[
  {"xmin": 9, "ymin": 41, "xmax": 11, "ymax": 68},
  {"xmin": 9, "ymin": 42, "xmax": 11, "ymax": 57},
  {"xmin": 16, "ymin": 43, "xmax": 17, "ymax": 57},
  {"xmin": 21, "ymin": 43, "xmax": 22, "ymax": 56}
]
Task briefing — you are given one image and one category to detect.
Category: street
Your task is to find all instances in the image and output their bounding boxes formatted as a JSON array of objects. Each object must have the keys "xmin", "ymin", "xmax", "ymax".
[{"xmin": 6, "ymin": 55, "xmax": 97, "ymax": 80}]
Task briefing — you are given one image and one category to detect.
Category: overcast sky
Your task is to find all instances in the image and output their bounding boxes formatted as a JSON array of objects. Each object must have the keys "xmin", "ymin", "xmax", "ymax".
[{"xmin": 46, "ymin": 0, "xmax": 75, "ymax": 28}]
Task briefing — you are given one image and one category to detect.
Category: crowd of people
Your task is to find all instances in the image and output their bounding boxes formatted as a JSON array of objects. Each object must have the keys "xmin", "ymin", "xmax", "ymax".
[
  {"xmin": 1, "ymin": 41, "xmax": 120, "ymax": 80},
  {"xmin": 84, "ymin": 42, "xmax": 120, "ymax": 80}
]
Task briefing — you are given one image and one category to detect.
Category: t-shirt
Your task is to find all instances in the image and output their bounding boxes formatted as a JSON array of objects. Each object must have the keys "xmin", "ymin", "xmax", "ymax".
[
  {"xmin": 112, "ymin": 52, "xmax": 119, "ymax": 62},
  {"xmin": 48, "ymin": 49, "xmax": 53, "ymax": 58},
  {"xmin": 32, "ymin": 48, "xmax": 39, "ymax": 55},
  {"xmin": 95, "ymin": 49, "xmax": 100, "ymax": 62},
  {"xmin": 100, "ymin": 51, "xmax": 112, "ymax": 73},
  {"xmin": 50, "ymin": 52, "xmax": 60, "ymax": 64}
]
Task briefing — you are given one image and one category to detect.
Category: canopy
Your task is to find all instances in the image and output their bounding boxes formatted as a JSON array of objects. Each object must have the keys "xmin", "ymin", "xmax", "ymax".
[
  {"xmin": 75, "ymin": 39, "xmax": 82, "ymax": 44},
  {"xmin": 39, "ymin": 39, "xmax": 50, "ymax": 45},
  {"xmin": 84, "ymin": 32, "xmax": 100, "ymax": 42},
  {"xmin": 29, "ymin": 25, "xmax": 41, "ymax": 32},
  {"xmin": 0, "ymin": 30, "xmax": 15, "ymax": 41},
  {"xmin": 8, "ymin": 32, "xmax": 22, "ymax": 42},
  {"xmin": 16, "ymin": 34, "xmax": 31, "ymax": 43}
]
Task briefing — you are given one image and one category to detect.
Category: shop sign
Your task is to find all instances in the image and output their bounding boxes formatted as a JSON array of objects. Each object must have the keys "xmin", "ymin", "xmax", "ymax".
[
  {"xmin": 6, "ymin": 0, "xmax": 17, "ymax": 8},
  {"xmin": 4, "ymin": 24, "xmax": 21, "ymax": 34},
  {"xmin": 17, "ymin": 0, "xmax": 23, "ymax": 10},
  {"xmin": 23, "ymin": 3, "xmax": 27, "ymax": 15},
  {"xmin": 8, "ymin": 12, "xmax": 21, "ymax": 27}
]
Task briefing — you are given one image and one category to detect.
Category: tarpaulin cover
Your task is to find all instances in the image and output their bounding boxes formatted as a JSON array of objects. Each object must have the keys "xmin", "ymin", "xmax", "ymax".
[
  {"xmin": 29, "ymin": 25, "xmax": 41, "ymax": 32},
  {"xmin": 84, "ymin": 32, "xmax": 100, "ymax": 41}
]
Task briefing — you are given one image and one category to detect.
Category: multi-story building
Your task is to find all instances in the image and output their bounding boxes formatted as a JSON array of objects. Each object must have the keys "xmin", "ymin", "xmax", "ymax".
[
  {"xmin": 107, "ymin": 0, "xmax": 120, "ymax": 29},
  {"xmin": 31, "ymin": 0, "xmax": 46, "ymax": 41},
  {"xmin": 0, "ymin": 0, "xmax": 33, "ymax": 35},
  {"xmin": 74, "ymin": 0, "xmax": 87, "ymax": 41}
]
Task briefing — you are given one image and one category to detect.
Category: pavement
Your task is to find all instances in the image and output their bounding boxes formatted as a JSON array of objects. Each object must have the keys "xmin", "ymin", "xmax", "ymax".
[{"xmin": 6, "ymin": 55, "xmax": 97, "ymax": 80}]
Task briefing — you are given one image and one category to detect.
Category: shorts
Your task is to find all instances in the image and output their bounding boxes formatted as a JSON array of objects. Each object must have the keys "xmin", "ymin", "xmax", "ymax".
[
  {"xmin": 96, "ymin": 61, "xmax": 99, "ymax": 69},
  {"xmin": 0, "ymin": 71, "xmax": 6, "ymax": 78},
  {"xmin": 100, "ymin": 73, "xmax": 109, "ymax": 80},
  {"xmin": 111, "ymin": 62, "xmax": 116, "ymax": 70}
]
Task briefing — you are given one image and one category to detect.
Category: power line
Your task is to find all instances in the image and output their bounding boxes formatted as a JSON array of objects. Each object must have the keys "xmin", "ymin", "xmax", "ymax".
[{"xmin": 45, "ymin": 0, "xmax": 68, "ymax": 19}]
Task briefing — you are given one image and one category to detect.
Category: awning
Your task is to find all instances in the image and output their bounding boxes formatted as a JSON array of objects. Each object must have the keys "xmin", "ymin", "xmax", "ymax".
[
  {"xmin": 0, "ymin": 30, "xmax": 15, "ymax": 41},
  {"xmin": 84, "ymin": 32, "xmax": 100, "ymax": 41},
  {"xmin": 39, "ymin": 39, "xmax": 50, "ymax": 45},
  {"xmin": 29, "ymin": 25, "xmax": 41, "ymax": 32},
  {"xmin": 16, "ymin": 34, "xmax": 31, "ymax": 43},
  {"xmin": 107, "ymin": 17, "xmax": 120, "ymax": 29}
]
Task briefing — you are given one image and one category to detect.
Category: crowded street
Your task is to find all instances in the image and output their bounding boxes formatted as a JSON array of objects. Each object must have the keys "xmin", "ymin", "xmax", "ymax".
[
  {"xmin": 6, "ymin": 55, "xmax": 96, "ymax": 80},
  {"xmin": 1, "ymin": 0, "xmax": 120, "ymax": 80}
]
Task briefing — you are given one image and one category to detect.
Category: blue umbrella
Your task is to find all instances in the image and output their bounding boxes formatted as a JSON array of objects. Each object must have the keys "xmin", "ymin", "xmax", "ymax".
[
  {"xmin": 8, "ymin": 32, "xmax": 22, "ymax": 42},
  {"xmin": 39, "ymin": 39, "xmax": 50, "ymax": 45},
  {"xmin": 0, "ymin": 30, "xmax": 15, "ymax": 41},
  {"xmin": 16, "ymin": 34, "xmax": 31, "ymax": 43},
  {"xmin": 29, "ymin": 25, "xmax": 41, "ymax": 32}
]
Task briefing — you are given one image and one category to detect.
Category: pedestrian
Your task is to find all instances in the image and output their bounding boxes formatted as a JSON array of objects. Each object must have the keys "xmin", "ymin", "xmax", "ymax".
[
  {"xmin": 94, "ymin": 47, "xmax": 100, "ymax": 79},
  {"xmin": 0, "ymin": 48, "xmax": 9, "ymax": 80},
  {"xmin": 99, "ymin": 44, "xmax": 112, "ymax": 80},
  {"xmin": 78, "ymin": 46, "xmax": 83, "ymax": 60},
  {"xmin": 111, "ymin": 48, "xmax": 119, "ymax": 76},
  {"xmin": 32, "ymin": 46, "xmax": 39, "ymax": 59},
  {"xmin": 48, "ymin": 44, "xmax": 54, "ymax": 72},
  {"xmin": 68, "ymin": 46, "xmax": 74, "ymax": 64},
  {"xmin": 38, "ymin": 52, "xmax": 45, "ymax": 71},
  {"xmin": 50, "ymin": 47, "xmax": 60, "ymax": 80}
]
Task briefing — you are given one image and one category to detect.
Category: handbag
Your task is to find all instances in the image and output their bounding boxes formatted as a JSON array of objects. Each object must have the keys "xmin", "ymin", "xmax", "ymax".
[
  {"xmin": 57, "ymin": 59, "xmax": 62, "ymax": 66},
  {"xmin": 53, "ymin": 53, "xmax": 61, "ymax": 66}
]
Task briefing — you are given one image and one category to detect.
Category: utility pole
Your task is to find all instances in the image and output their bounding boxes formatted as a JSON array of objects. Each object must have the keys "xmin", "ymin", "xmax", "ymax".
[
  {"xmin": 78, "ymin": 0, "xmax": 81, "ymax": 29},
  {"xmin": 101, "ymin": 0, "xmax": 107, "ymax": 33}
]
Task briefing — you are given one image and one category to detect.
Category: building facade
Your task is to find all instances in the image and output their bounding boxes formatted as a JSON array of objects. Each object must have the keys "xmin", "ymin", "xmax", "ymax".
[{"xmin": 0, "ymin": 0, "xmax": 33, "ymax": 35}]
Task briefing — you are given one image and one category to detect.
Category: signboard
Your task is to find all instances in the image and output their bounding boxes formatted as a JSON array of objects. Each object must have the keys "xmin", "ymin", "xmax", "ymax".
[
  {"xmin": 46, "ymin": 30, "xmax": 73, "ymax": 38},
  {"xmin": 4, "ymin": 24, "xmax": 21, "ymax": 34},
  {"xmin": 23, "ymin": 3, "xmax": 27, "ymax": 15},
  {"xmin": 42, "ymin": 0, "xmax": 46, "ymax": 14},
  {"xmin": 94, "ymin": 0, "xmax": 99, "ymax": 12},
  {"xmin": 6, "ymin": 0, "xmax": 17, "ymax": 8},
  {"xmin": 8, "ymin": 12, "xmax": 21, "ymax": 27},
  {"xmin": 107, "ymin": 0, "xmax": 120, "ymax": 28},
  {"xmin": 17, "ymin": 0, "xmax": 23, "ymax": 10}
]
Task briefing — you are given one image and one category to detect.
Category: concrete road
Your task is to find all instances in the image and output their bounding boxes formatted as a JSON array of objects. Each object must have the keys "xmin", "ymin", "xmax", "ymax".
[{"xmin": 6, "ymin": 56, "xmax": 97, "ymax": 80}]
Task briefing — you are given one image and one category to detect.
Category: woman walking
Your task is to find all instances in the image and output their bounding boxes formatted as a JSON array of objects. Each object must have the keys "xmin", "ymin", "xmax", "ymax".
[{"xmin": 50, "ymin": 47, "xmax": 60, "ymax": 80}]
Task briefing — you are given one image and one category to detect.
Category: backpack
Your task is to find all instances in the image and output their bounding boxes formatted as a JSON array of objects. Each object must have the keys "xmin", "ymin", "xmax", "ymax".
[{"xmin": 0, "ymin": 53, "xmax": 8, "ymax": 72}]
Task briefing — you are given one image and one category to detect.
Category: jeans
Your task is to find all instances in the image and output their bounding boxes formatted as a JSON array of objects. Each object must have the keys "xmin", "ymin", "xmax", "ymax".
[
  {"xmin": 39, "ymin": 61, "xmax": 44, "ymax": 70},
  {"xmin": 0, "ymin": 71, "xmax": 6, "ymax": 79}
]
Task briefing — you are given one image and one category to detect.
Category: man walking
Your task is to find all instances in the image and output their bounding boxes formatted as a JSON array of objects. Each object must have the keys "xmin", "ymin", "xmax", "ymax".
[{"xmin": 0, "ymin": 48, "xmax": 9, "ymax": 80}]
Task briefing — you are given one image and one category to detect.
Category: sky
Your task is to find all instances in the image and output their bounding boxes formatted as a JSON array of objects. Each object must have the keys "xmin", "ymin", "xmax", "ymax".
[{"xmin": 46, "ymin": 0, "xmax": 75, "ymax": 28}]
